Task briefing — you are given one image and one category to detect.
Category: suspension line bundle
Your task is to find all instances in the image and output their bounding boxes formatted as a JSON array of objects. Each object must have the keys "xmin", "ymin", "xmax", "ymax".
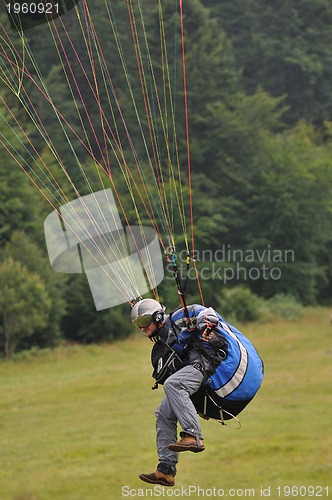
[{"xmin": 0, "ymin": 0, "xmax": 204, "ymax": 308}]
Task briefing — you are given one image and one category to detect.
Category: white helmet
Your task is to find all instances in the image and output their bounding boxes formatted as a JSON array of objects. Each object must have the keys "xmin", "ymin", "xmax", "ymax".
[{"xmin": 131, "ymin": 298, "xmax": 165, "ymax": 329}]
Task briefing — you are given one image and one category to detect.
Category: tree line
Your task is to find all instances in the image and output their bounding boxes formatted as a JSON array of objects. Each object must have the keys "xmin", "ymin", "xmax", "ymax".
[{"xmin": 1, "ymin": 0, "xmax": 332, "ymax": 357}]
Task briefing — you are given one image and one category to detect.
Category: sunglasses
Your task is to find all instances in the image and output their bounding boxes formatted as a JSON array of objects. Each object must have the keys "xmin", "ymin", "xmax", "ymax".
[{"xmin": 132, "ymin": 314, "xmax": 153, "ymax": 329}]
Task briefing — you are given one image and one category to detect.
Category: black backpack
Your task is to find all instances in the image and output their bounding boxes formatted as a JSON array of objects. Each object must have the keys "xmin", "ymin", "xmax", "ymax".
[{"xmin": 151, "ymin": 339, "xmax": 184, "ymax": 386}]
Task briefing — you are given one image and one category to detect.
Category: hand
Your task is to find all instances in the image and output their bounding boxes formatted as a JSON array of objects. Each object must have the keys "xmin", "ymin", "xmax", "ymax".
[{"xmin": 201, "ymin": 326, "xmax": 214, "ymax": 341}]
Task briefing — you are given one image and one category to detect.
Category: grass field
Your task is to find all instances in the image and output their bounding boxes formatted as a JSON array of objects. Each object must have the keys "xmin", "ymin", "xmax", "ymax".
[{"xmin": 0, "ymin": 308, "xmax": 331, "ymax": 500}]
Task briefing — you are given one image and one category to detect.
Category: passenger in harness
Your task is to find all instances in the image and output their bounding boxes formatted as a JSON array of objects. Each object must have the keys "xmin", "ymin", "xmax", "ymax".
[{"xmin": 131, "ymin": 298, "xmax": 264, "ymax": 487}]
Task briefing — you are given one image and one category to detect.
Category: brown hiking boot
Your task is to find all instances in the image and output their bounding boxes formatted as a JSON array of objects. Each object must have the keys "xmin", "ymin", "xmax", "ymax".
[
  {"xmin": 139, "ymin": 470, "xmax": 175, "ymax": 487},
  {"xmin": 168, "ymin": 432, "xmax": 205, "ymax": 453}
]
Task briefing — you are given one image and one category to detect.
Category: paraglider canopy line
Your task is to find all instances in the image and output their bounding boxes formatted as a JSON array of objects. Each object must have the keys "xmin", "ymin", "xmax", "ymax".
[{"xmin": 0, "ymin": 0, "xmax": 205, "ymax": 308}]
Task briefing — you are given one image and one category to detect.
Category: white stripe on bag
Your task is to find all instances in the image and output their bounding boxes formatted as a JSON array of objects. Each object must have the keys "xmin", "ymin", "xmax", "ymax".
[{"xmin": 214, "ymin": 322, "xmax": 248, "ymax": 398}]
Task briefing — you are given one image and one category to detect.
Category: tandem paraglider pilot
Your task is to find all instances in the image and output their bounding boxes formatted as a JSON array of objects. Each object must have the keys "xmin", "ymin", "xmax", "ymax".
[{"xmin": 131, "ymin": 298, "xmax": 264, "ymax": 487}]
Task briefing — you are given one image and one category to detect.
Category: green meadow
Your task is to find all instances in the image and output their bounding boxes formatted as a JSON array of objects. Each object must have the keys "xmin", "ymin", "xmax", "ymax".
[{"xmin": 0, "ymin": 308, "xmax": 331, "ymax": 500}]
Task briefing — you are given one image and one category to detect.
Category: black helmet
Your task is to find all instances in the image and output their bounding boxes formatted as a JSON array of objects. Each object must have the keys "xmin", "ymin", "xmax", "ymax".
[{"xmin": 131, "ymin": 298, "xmax": 165, "ymax": 329}]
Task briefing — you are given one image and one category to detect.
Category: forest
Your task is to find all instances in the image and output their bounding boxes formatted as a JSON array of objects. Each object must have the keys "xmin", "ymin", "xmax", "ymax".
[{"xmin": 1, "ymin": 0, "xmax": 332, "ymax": 357}]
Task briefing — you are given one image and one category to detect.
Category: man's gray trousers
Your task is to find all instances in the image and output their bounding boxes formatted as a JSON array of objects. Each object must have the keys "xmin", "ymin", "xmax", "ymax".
[{"xmin": 155, "ymin": 365, "xmax": 204, "ymax": 475}]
